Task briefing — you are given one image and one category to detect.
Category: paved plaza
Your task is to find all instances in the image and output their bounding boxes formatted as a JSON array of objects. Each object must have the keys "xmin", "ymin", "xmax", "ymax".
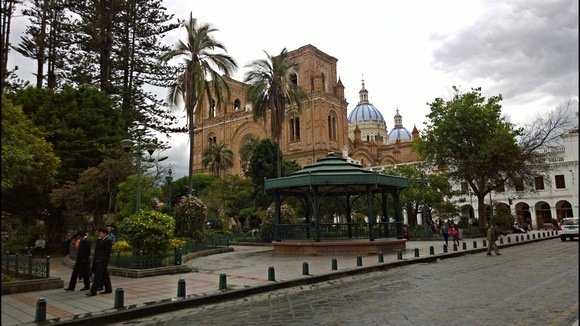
[{"xmin": 1, "ymin": 230, "xmax": 574, "ymax": 325}]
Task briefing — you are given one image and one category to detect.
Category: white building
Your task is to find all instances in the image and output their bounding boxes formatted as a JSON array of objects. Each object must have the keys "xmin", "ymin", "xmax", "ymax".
[{"xmin": 455, "ymin": 122, "xmax": 579, "ymax": 229}]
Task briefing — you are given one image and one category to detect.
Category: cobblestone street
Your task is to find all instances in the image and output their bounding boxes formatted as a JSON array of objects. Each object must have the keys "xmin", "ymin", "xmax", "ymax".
[{"xmin": 122, "ymin": 239, "xmax": 578, "ymax": 326}]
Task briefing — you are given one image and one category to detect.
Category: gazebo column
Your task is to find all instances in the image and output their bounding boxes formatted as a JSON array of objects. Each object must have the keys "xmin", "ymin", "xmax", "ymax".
[
  {"xmin": 381, "ymin": 191, "xmax": 389, "ymax": 237},
  {"xmin": 367, "ymin": 185, "xmax": 375, "ymax": 241},
  {"xmin": 274, "ymin": 191, "xmax": 282, "ymax": 242},
  {"xmin": 393, "ymin": 190, "xmax": 403, "ymax": 237},
  {"xmin": 346, "ymin": 194, "xmax": 352, "ymax": 239},
  {"xmin": 312, "ymin": 186, "xmax": 321, "ymax": 242}
]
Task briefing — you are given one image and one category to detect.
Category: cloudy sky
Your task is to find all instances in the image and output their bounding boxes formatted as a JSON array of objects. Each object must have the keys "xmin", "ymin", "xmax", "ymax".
[{"xmin": 8, "ymin": 0, "xmax": 579, "ymax": 179}]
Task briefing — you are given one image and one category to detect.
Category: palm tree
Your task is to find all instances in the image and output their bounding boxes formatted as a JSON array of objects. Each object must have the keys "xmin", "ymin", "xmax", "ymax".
[
  {"xmin": 202, "ymin": 142, "xmax": 234, "ymax": 177},
  {"xmin": 239, "ymin": 135, "xmax": 259, "ymax": 164},
  {"xmin": 244, "ymin": 48, "xmax": 308, "ymax": 178},
  {"xmin": 159, "ymin": 12, "xmax": 237, "ymax": 194}
]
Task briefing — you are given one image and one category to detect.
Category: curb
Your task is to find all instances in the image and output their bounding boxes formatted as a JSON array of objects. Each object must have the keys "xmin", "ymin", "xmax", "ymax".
[{"xmin": 49, "ymin": 235, "xmax": 558, "ymax": 325}]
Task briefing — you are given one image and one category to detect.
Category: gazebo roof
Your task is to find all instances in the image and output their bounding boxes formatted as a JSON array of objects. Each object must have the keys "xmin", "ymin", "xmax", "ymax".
[{"xmin": 265, "ymin": 152, "xmax": 409, "ymax": 195}]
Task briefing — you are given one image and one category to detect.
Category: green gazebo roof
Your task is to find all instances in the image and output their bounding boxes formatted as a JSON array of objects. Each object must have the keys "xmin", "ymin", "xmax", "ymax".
[{"xmin": 265, "ymin": 152, "xmax": 409, "ymax": 195}]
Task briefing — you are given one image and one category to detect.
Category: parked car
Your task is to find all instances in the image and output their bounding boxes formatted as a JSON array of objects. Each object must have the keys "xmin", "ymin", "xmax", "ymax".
[{"xmin": 560, "ymin": 217, "xmax": 579, "ymax": 241}]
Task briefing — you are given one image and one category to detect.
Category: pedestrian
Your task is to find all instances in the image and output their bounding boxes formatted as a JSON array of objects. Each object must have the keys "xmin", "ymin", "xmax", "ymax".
[
  {"xmin": 441, "ymin": 223, "xmax": 449, "ymax": 246},
  {"xmin": 450, "ymin": 224, "xmax": 460, "ymax": 246},
  {"xmin": 106, "ymin": 226, "xmax": 115, "ymax": 244},
  {"xmin": 87, "ymin": 228, "xmax": 113, "ymax": 296},
  {"xmin": 64, "ymin": 231, "xmax": 91, "ymax": 291},
  {"xmin": 486, "ymin": 221, "xmax": 501, "ymax": 256},
  {"xmin": 90, "ymin": 229, "xmax": 103, "ymax": 291}
]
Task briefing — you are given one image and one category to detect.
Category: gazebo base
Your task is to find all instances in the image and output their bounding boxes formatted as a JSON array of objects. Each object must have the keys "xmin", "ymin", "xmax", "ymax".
[{"xmin": 272, "ymin": 238, "xmax": 407, "ymax": 256}]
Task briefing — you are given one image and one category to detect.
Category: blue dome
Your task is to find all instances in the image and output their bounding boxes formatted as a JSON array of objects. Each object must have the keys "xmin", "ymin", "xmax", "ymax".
[
  {"xmin": 348, "ymin": 104, "xmax": 385, "ymax": 123},
  {"xmin": 387, "ymin": 127, "xmax": 412, "ymax": 142}
]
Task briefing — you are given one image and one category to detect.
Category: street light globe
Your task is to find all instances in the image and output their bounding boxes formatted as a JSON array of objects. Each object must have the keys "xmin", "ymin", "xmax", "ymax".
[
  {"xmin": 145, "ymin": 142, "xmax": 157, "ymax": 156},
  {"xmin": 120, "ymin": 139, "xmax": 135, "ymax": 152}
]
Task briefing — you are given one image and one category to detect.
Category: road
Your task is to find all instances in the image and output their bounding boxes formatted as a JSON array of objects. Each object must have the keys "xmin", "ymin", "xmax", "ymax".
[{"xmin": 118, "ymin": 239, "xmax": 578, "ymax": 326}]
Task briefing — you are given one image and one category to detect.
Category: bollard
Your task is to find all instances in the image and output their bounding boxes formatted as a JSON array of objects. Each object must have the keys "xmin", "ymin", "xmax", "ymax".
[
  {"xmin": 302, "ymin": 262, "xmax": 309, "ymax": 275},
  {"xmin": 414, "ymin": 248, "xmax": 419, "ymax": 257},
  {"xmin": 527, "ymin": 234, "xmax": 530, "ymax": 240},
  {"xmin": 397, "ymin": 249, "xmax": 402, "ymax": 260},
  {"xmin": 462, "ymin": 242, "xmax": 467, "ymax": 250},
  {"xmin": 483, "ymin": 239, "xmax": 487, "ymax": 247},
  {"xmin": 356, "ymin": 255, "xmax": 363, "ymax": 266},
  {"xmin": 378, "ymin": 252, "xmax": 384, "ymax": 263},
  {"xmin": 473, "ymin": 240, "xmax": 477, "ymax": 249},
  {"xmin": 429, "ymin": 246, "xmax": 434, "ymax": 255},
  {"xmin": 177, "ymin": 279, "xmax": 186, "ymax": 298},
  {"xmin": 114, "ymin": 288, "xmax": 124, "ymax": 308},
  {"xmin": 219, "ymin": 273, "xmax": 227, "ymax": 290},
  {"xmin": 268, "ymin": 266, "xmax": 276, "ymax": 281},
  {"xmin": 443, "ymin": 244, "xmax": 448, "ymax": 253},
  {"xmin": 453, "ymin": 244, "xmax": 458, "ymax": 252},
  {"xmin": 507, "ymin": 236, "xmax": 511, "ymax": 243},
  {"xmin": 499, "ymin": 237, "xmax": 504, "ymax": 244},
  {"xmin": 331, "ymin": 258, "xmax": 338, "ymax": 270},
  {"xmin": 35, "ymin": 298, "xmax": 46, "ymax": 322}
]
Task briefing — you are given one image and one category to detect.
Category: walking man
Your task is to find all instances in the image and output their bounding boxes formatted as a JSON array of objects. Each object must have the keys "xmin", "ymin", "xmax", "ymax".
[
  {"xmin": 486, "ymin": 221, "xmax": 501, "ymax": 256},
  {"xmin": 64, "ymin": 231, "xmax": 91, "ymax": 291},
  {"xmin": 87, "ymin": 228, "xmax": 113, "ymax": 296}
]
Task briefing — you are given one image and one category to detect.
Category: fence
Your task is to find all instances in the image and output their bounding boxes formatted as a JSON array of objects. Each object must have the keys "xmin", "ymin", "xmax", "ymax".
[
  {"xmin": 69, "ymin": 237, "xmax": 230, "ymax": 269},
  {"xmin": 276, "ymin": 222, "xmax": 404, "ymax": 240},
  {"xmin": 1, "ymin": 253, "xmax": 50, "ymax": 278}
]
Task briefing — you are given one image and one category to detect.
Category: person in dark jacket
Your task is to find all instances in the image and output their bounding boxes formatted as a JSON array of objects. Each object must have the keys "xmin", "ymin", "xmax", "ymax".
[
  {"xmin": 87, "ymin": 228, "xmax": 113, "ymax": 296},
  {"xmin": 64, "ymin": 231, "xmax": 91, "ymax": 291}
]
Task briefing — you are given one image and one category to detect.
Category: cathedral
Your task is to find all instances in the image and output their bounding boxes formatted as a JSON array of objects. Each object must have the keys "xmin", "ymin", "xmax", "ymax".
[{"xmin": 191, "ymin": 44, "xmax": 419, "ymax": 175}]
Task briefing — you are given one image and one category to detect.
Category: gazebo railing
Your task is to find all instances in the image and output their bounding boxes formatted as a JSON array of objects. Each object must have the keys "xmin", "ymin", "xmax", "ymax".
[{"xmin": 277, "ymin": 222, "xmax": 403, "ymax": 240}]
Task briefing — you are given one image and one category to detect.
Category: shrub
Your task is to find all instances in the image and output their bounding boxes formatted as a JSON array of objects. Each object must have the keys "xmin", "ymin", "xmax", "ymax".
[
  {"xmin": 169, "ymin": 238, "xmax": 187, "ymax": 248},
  {"xmin": 117, "ymin": 210, "xmax": 175, "ymax": 255},
  {"xmin": 260, "ymin": 203, "xmax": 299, "ymax": 242},
  {"xmin": 112, "ymin": 240, "xmax": 132, "ymax": 253},
  {"xmin": 173, "ymin": 195, "xmax": 207, "ymax": 242}
]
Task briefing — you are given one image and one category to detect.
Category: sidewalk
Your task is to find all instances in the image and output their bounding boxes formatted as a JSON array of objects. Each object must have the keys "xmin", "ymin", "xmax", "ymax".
[{"xmin": 1, "ymin": 230, "xmax": 559, "ymax": 325}]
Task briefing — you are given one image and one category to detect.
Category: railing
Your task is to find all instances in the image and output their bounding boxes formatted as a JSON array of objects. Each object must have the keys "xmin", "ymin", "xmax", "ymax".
[
  {"xmin": 69, "ymin": 238, "xmax": 231, "ymax": 269},
  {"xmin": 1, "ymin": 253, "xmax": 50, "ymax": 278},
  {"xmin": 276, "ymin": 222, "xmax": 403, "ymax": 240}
]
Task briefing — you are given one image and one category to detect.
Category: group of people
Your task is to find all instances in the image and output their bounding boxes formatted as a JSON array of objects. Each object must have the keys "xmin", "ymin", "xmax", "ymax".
[
  {"xmin": 439, "ymin": 222, "xmax": 460, "ymax": 247},
  {"xmin": 64, "ymin": 226, "xmax": 114, "ymax": 296}
]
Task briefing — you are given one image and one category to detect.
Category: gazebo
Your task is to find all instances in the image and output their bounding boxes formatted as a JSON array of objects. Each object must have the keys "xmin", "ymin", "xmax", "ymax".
[{"xmin": 264, "ymin": 152, "xmax": 410, "ymax": 255}]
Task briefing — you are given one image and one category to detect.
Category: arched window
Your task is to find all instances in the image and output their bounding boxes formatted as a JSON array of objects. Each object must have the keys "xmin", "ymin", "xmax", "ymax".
[
  {"xmin": 290, "ymin": 118, "xmax": 301, "ymax": 141},
  {"xmin": 234, "ymin": 99, "xmax": 241, "ymax": 111},
  {"xmin": 290, "ymin": 73, "xmax": 298, "ymax": 85},
  {"xmin": 208, "ymin": 135, "xmax": 217, "ymax": 144},
  {"xmin": 328, "ymin": 115, "xmax": 337, "ymax": 140},
  {"xmin": 209, "ymin": 99, "xmax": 216, "ymax": 118},
  {"xmin": 321, "ymin": 73, "xmax": 326, "ymax": 92}
]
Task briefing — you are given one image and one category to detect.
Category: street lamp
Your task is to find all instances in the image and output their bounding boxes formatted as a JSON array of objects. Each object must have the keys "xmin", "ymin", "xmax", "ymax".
[
  {"xmin": 165, "ymin": 168, "xmax": 173, "ymax": 216},
  {"xmin": 120, "ymin": 136, "xmax": 157, "ymax": 213},
  {"xmin": 468, "ymin": 189, "xmax": 475, "ymax": 219}
]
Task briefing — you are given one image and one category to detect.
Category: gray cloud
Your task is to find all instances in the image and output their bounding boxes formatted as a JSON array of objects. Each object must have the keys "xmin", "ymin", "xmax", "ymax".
[{"xmin": 431, "ymin": 0, "xmax": 578, "ymax": 104}]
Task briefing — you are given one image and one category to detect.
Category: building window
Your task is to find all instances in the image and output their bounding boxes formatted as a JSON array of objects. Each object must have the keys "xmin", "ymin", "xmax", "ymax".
[
  {"xmin": 209, "ymin": 99, "xmax": 216, "ymax": 118},
  {"xmin": 555, "ymin": 175, "xmax": 566, "ymax": 189},
  {"xmin": 208, "ymin": 136, "xmax": 216, "ymax": 144},
  {"xmin": 460, "ymin": 182, "xmax": 469, "ymax": 193},
  {"xmin": 290, "ymin": 73, "xmax": 298, "ymax": 85},
  {"xmin": 290, "ymin": 118, "xmax": 300, "ymax": 141},
  {"xmin": 495, "ymin": 184, "xmax": 505, "ymax": 193},
  {"xmin": 328, "ymin": 116, "xmax": 337, "ymax": 140},
  {"xmin": 234, "ymin": 99, "xmax": 241, "ymax": 111},
  {"xmin": 514, "ymin": 178, "xmax": 524, "ymax": 192},
  {"xmin": 534, "ymin": 176, "xmax": 544, "ymax": 190}
]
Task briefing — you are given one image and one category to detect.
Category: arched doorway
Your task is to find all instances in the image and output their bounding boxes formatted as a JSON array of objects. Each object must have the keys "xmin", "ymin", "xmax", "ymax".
[
  {"xmin": 535, "ymin": 202, "xmax": 552, "ymax": 229},
  {"xmin": 556, "ymin": 201, "xmax": 574, "ymax": 220},
  {"xmin": 516, "ymin": 203, "xmax": 532, "ymax": 229}
]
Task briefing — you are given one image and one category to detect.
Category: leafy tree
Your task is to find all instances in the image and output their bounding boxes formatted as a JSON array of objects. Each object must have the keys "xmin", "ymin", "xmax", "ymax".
[
  {"xmin": 8, "ymin": 85, "xmax": 125, "ymax": 184},
  {"xmin": 417, "ymin": 87, "xmax": 571, "ymax": 226},
  {"xmin": 200, "ymin": 175, "xmax": 255, "ymax": 230},
  {"xmin": 172, "ymin": 195, "xmax": 207, "ymax": 242},
  {"xmin": 159, "ymin": 12, "xmax": 237, "ymax": 195},
  {"xmin": 244, "ymin": 48, "xmax": 308, "ymax": 178},
  {"xmin": 239, "ymin": 135, "xmax": 259, "ymax": 172},
  {"xmin": 116, "ymin": 174, "xmax": 162, "ymax": 220},
  {"xmin": 117, "ymin": 210, "xmax": 174, "ymax": 255},
  {"xmin": 202, "ymin": 142, "xmax": 234, "ymax": 177},
  {"xmin": 1, "ymin": 95, "xmax": 60, "ymax": 191}
]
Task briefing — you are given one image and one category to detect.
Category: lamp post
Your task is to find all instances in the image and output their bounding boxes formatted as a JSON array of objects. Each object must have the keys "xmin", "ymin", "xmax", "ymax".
[
  {"xmin": 468, "ymin": 189, "xmax": 475, "ymax": 219},
  {"xmin": 165, "ymin": 168, "xmax": 173, "ymax": 216},
  {"xmin": 419, "ymin": 174, "xmax": 429, "ymax": 236},
  {"xmin": 120, "ymin": 136, "xmax": 157, "ymax": 213}
]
